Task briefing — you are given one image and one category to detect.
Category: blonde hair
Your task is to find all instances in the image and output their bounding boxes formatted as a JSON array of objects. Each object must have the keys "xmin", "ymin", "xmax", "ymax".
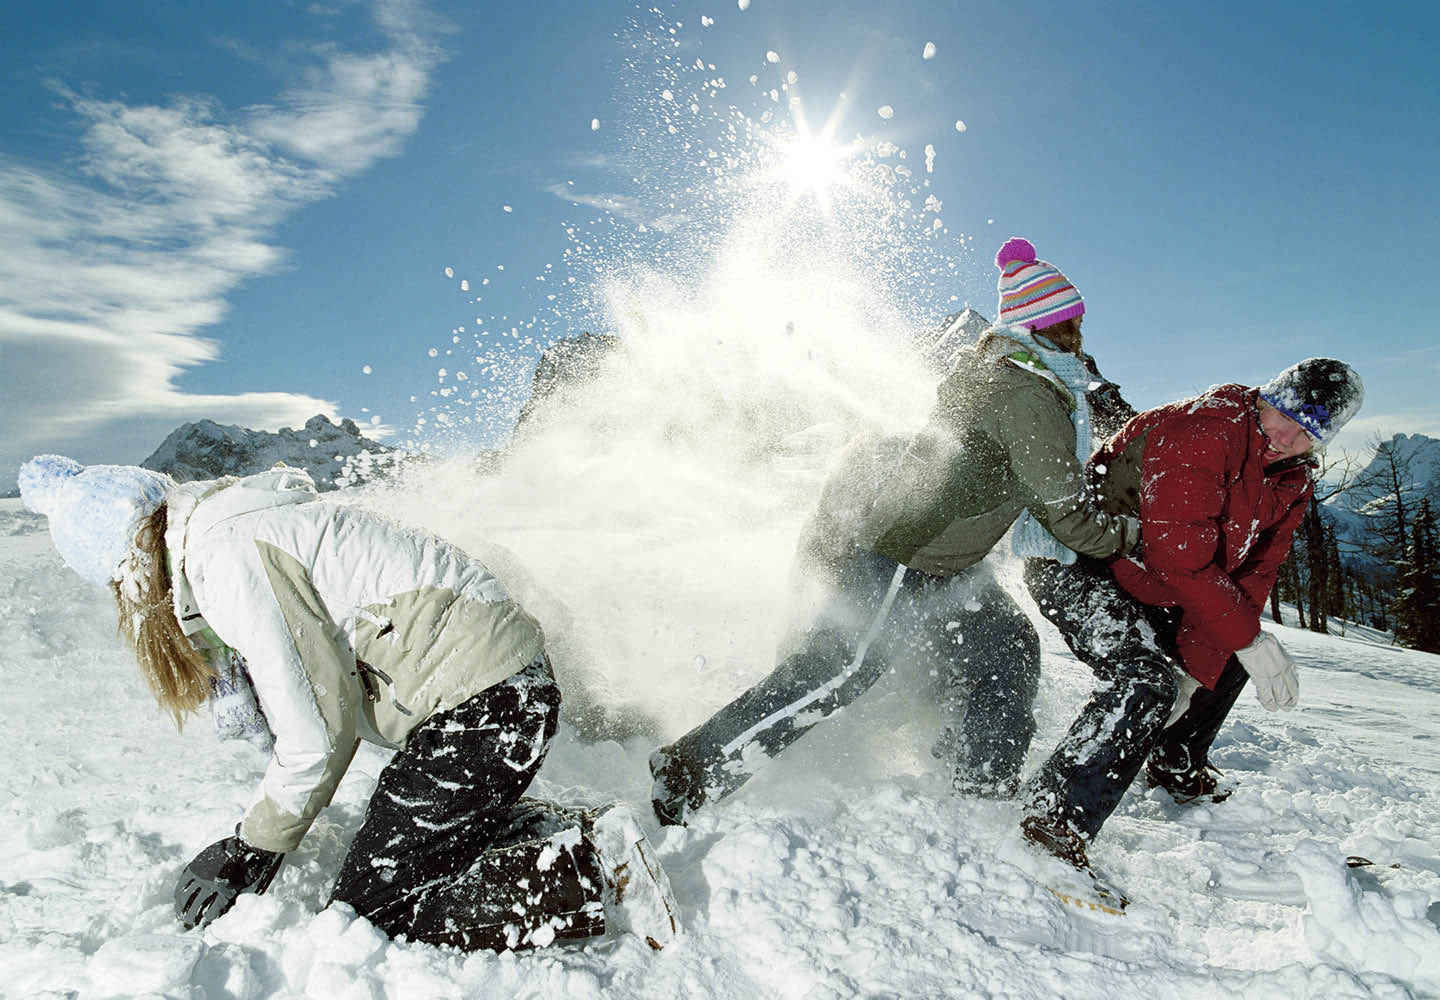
[{"xmin": 111, "ymin": 505, "xmax": 215, "ymax": 728}]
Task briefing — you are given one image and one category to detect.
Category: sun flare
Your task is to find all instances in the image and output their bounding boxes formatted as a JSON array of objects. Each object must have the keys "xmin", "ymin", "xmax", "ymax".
[{"xmin": 770, "ymin": 110, "xmax": 859, "ymax": 213}]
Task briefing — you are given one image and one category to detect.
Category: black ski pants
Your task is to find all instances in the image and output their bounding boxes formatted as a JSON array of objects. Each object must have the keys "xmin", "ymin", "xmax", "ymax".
[
  {"xmin": 330, "ymin": 656, "xmax": 605, "ymax": 952},
  {"xmin": 1151, "ymin": 653, "xmax": 1250, "ymax": 772},
  {"xmin": 663, "ymin": 546, "xmax": 1040, "ymax": 806},
  {"xmin": 1022, "ymin": 556, "xmax": 1179, "ymax": 840}
]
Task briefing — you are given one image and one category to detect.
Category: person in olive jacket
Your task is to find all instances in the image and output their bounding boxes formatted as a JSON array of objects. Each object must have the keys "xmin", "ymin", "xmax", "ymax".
[
  {"xmin": 1020, "ymin": 358, "xmax": 1363, "ymax": 875},
  {"xmin": 650, "ymin": 238, "xmax": 1140, "ymax": 825}
]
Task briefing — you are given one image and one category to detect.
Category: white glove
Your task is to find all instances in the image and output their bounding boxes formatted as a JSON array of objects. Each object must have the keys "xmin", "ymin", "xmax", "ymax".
[
  {"xmin": 1234, "ymin": 631, "xmax": 1299, "ymax": 711},
  {"xmin": 1166, "ymin": 669, "xmax": 1201, "ymax": 727}
]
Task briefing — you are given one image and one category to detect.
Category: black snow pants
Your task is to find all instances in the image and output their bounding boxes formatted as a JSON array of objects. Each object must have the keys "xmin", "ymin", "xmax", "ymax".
[
  {"xmin": 1022, "ymin": 556, "xmax": 1179, "ymax": 840},
  {"xmin": 329, "ymin": 656, "xmax": 605, "ymax": 952},
  {"xmin": 1150, "ymin": 653, "xmax": 1251, "ymax": 773},
  {"xmin": 662, "ymin": 546, "xmax": 1041, "ymax": 806}
]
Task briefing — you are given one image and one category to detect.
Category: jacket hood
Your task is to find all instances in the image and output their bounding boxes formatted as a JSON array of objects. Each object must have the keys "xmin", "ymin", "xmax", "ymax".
[{"xmin": 183, "ymin": 467, "xmax": 320, "ymax": 536}]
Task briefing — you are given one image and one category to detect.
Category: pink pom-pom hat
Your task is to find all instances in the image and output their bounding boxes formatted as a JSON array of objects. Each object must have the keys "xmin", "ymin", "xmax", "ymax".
[{"xmin": 994, "ymin": 236, "xmax": 1084, "ymax": 331}]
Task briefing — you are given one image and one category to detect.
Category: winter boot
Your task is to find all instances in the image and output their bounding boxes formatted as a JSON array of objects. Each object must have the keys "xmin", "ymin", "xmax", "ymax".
[
  {"xmin": 1020, "ymin": 813, "xmax": 1091, "ymax": 874},
  {"xmin": 588, "ymin": 804, "xmax": 680, "ymax": 951},
  {"xmin": 648, "ymin": 746, "xmax": 707, "ymax": 827},
  {"xmin": 953, "ymin": 770, "xmax": 1021, "ymax": 800},
  {"xmin": 1145, "ymin": 758, "xmax": 1232, "ymax": 804}
]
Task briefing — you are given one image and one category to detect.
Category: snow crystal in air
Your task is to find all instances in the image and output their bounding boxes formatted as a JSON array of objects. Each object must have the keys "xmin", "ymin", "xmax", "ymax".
[
  {"xmin": 955, "ymin": 120, "xmax": 967, "ymax": 133},
  {"xmin": 591, "ymin": 118, "xmax": 600, "ymax": 131},
  {"xmin": 878, "ymin": 105, "xmax": 894, "ymax": 120},
  {"xmin": 923, "ymin": 42, "xmax": 937, "ymax": 60},
  {"xmin": 361, "ymin": 365, "xmax": 373, "ymax": 375},
  {"xmin": 503, "ymin": 205, "xmax": 513, "ymax": 213},
  {"xmin": 443, "ymin": 266, "xmax": 454, "ymax": 278},
  {"xmin": 766, "ymin": 50, "xmax": 779, "ymax": 63},
  {"xmin": 662, "ymin": 89, "xmax": 674, "ymax": 101},
  {"xmin": 460, "ymin": 280, "xmax": 469, "ymax": 292},
  {"xmin": 738, "ymin": 0, "xmax": 750, "ymax": 9},
  {"xmin": 924, "ymin": 144, "xmax": 935, "ymax": 173},
  {"xmin": 702, "ymin": 15, "xmax": 714, "ymax": 27}
]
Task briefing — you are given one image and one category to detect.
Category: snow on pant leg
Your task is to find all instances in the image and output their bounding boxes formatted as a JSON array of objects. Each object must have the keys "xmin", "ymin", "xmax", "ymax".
[
  {"xmin": 1150, "ymin": 653, "xmax": 1249, "ymax": 772},
  {"xmin": 329, "ymin": 656, "xmax": 603, "ymax": 949},
  {"xmin": 660, "ymin": 548, "xmax": 908, "ymax": 805},
  {"xmin": 914, "ymin": 564, "xmax": 1040, "ymax": 793},
  {"xmin": 404, "ymin": 799, "xmax": 605, "ymax": 952},
  {"xmin": 1022, "ymin": 557, "xmax": 1178, "ymax": 840}
]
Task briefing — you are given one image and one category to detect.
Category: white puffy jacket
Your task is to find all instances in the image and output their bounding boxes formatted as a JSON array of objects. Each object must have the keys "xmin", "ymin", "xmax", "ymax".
[{"xmin": 164, "ymin": 467, "xmax": 545, "ymax": 853}]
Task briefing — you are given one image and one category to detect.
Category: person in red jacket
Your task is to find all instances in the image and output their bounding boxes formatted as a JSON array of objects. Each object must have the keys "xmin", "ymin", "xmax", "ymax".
[{"xmin": 1019, "ymin": 358, "xmax": 1364, "ymax": 876}]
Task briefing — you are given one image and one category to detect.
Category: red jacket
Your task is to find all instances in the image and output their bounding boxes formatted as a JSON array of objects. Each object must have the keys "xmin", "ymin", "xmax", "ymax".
[{"xmin": 1093, "ymin": 385, "xmax": 1313, "ymax": 687}]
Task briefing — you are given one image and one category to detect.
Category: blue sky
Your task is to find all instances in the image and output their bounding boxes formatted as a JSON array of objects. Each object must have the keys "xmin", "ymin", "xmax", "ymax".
[{"xmin": 3, "ymin": 0, "xmax": 1437, "ymax": 486}]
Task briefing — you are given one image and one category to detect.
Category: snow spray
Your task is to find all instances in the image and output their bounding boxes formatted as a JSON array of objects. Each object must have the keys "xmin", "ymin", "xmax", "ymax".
[{"xmin": 363, "ymin": 10, "xmax": 990, "ymax": 787}]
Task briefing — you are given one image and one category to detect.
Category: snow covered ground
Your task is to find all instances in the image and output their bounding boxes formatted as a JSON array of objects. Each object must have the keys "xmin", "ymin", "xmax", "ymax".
[{"xmin": 4, "ymin": 493, "xmax": 1439, "ymax": 1000}]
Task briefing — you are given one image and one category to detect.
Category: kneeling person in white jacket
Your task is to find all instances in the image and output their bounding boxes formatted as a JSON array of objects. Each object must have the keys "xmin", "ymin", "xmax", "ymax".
[{"xmin": 18, "ymin": 456, "xmax": 677, "ymax": 952}]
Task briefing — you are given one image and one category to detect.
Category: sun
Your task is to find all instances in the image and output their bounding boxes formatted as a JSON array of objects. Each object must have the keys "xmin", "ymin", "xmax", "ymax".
[{"xmin": 770, "ymin": 106, "xmax": 859, "ymax": 213}]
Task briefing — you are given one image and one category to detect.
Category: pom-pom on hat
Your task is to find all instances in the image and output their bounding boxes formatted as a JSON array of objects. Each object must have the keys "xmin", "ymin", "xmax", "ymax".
[
  {"xmin": 994, "ymin": 237, "xmax": 1085, "ymax": 332},
  {"xmin": 18, "ymin": 455, "xmax": 175, "ymax": 586},
  {"xmin": 1258, "ymin": 358, "xmax": 1364, "ymax": 449}
]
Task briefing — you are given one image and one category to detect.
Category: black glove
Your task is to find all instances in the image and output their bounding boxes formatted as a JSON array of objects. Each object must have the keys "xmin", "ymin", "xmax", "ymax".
[{"xmin": 174, "ymin": 831, "xmax": 285, "ymax": 930}]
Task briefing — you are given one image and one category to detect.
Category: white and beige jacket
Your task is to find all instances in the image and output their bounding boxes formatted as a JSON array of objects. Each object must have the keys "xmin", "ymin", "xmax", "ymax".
[{"xmin": 164, "ymin": 467, "xmax": 545, "ymax": 853}]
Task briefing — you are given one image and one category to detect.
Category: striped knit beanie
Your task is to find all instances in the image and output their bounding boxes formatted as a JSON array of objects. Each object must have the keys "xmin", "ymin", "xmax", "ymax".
[{"xmin": 994, "ymin": 237, "xmax": 1085, "ymax": 331}]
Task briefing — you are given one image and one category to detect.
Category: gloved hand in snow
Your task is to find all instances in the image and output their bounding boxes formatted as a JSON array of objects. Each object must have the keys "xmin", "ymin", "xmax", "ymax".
[
  {"xmin": 174, "ymin": 831, "xmax": 284, "ymax": 929},
  {"xmin": 1233, "ymin": 631, "xmax": 1299, "ymax": 711}
]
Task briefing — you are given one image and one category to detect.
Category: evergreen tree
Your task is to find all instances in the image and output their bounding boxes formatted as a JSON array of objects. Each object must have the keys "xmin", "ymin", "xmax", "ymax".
[
  {"xmin": 1392, "ymin": 497, "xmax": 1440, "ymax": 653},
  {"xmin": 1325, "ymin": 528, "xmax": 1348, "ymax": 629}
]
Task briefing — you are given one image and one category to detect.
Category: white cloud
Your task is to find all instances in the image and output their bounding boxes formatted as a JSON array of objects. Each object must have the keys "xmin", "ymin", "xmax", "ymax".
[
  {"xmin": 0, "ymin": 0, "xmax": 446, "ymax": 487},
  {"xmin": 543, "ymin": 182, "xmax": 687, "ymax": 231}
]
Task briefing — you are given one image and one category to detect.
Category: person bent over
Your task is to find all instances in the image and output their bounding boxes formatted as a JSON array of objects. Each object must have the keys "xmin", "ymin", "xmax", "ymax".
[{"xmin": 19, "ymin": 458, "xmax": 678, "ymax": 952}]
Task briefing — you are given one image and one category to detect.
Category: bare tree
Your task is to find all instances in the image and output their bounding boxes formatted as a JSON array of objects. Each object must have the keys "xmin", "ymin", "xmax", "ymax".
[{"xmin": 1349, "ymin": 433, "xmax": 1417, "ymax": 575}]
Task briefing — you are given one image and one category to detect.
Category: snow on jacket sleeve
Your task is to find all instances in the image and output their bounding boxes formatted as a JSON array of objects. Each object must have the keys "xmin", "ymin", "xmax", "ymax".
[
  {"xmin": 186, "ymin": 533, "xmax": 360, "ymax": 854},
  {"xmin": 1000, "ymin": 376, "xmax": 1131, "ymax": 559},
  {"xmin": 1138, "ymin": 412, "xmax": 1262, "ymax": 660}
]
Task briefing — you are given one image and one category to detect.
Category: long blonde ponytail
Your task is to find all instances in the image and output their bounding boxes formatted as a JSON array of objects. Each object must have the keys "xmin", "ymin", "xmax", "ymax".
[{"xmin": 111, "ymin": 505, "xmax": 214, "ymax": 728}]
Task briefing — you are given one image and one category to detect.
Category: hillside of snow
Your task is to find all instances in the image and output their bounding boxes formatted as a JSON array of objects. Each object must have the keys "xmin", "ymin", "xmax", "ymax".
[{"xmin": 4, "ymin": 494, "xmax": 1439, "ymax": 1000}]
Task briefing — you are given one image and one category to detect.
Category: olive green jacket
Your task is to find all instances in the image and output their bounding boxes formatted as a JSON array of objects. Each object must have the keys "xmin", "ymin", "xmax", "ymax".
[{"xmin": 801, "ymin": 340, "xmax": 1133, "ymax": 577}]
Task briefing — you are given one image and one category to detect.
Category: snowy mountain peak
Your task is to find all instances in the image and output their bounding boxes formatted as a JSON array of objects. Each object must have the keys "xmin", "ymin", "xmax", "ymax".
[
  {"xmin": 919, "ymin": 307, "xmax": 991, "ymax": 374},
  {"xmin": 140, "ymin": 414, "xmax": 393, "ymax": 491}
]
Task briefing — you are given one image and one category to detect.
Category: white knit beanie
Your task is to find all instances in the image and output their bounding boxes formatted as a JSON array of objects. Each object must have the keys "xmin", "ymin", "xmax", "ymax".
[
  {"xmin": 18, "ymin": 455, "xmax": 175, "ymax": 586},
  {"xmin": 1258, "ymin": 358, "xmax": 1364, "ymax": 449}
]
